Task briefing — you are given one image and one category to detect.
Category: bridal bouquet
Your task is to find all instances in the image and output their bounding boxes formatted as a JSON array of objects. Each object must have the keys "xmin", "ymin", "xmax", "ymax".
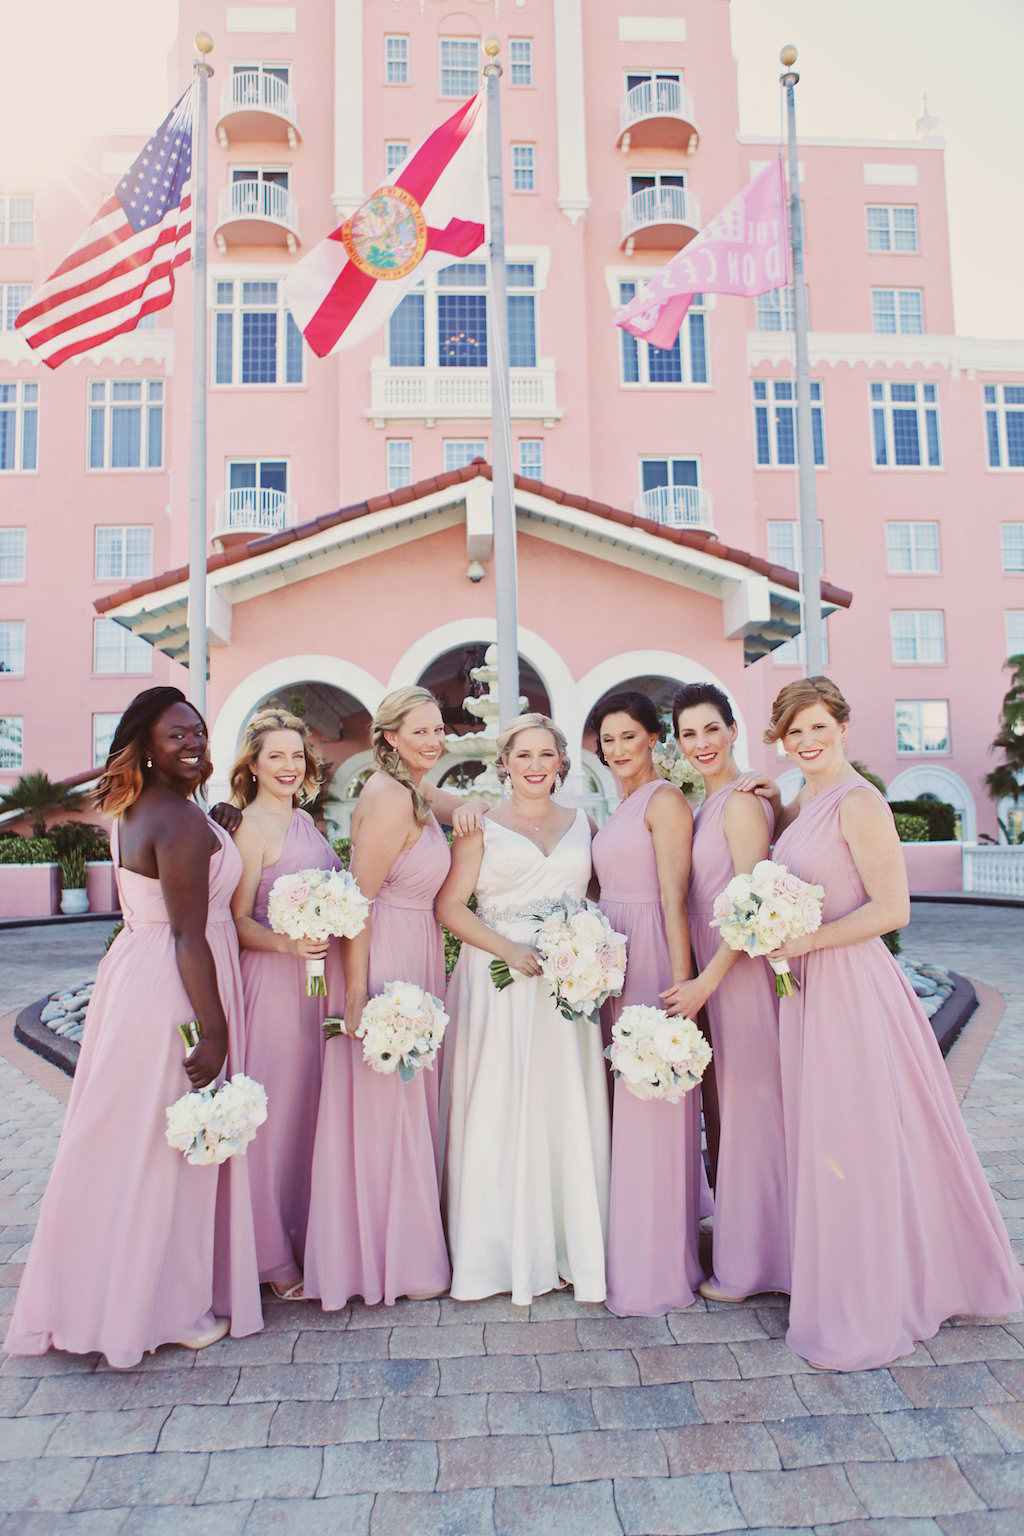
[
  {"xmin": 606, "ymin": 1004, "xmax": 712, "ymax": 1103},
  {"xmin": 710, "ymin": 859, "xmax": 825, "ymax": 996},
  {"xmin": 490, "ymin": 898, "xmax": 628, "ymax": 1023},
  {"xmin": 331, "ymin": 980, "xmax": 448, "ymax": 1083},
  {"xmin": 267, "ymin": 867, "xmax": 370, "ymax": 995},
  {"xmin": 165, "ymin": 1021, "xmax": 268, "ymax": 1165}
]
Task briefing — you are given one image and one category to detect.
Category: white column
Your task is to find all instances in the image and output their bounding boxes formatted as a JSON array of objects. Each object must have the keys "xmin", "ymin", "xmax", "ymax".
[
  {"xmin": 333, "ymin": 0, "xmax": 364, "ymax": 219},
  {"xmin": 553, "ymin": 0, "xmax": 590, "ymax": 223}
]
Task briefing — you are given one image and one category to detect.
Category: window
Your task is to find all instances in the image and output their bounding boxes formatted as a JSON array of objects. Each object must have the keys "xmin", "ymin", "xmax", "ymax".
[
  {"xmin": 95, "ymin": 527, "xmax": 153, "ymax": 582},
  {"xmin": 509, "ymin": 39, "xmax": 533, "ymax": 86},
  {"xmin": 226, "ymin": 460, "xmax": 288, "ymax": 527},
  {"xmin": 518, "ymin": 439, "xmax": 543, "ymax": 478},
  {"xmin": 866, "ymin": 205, "xmax": 918, "ymax": 252},
  {"xmin": 444, "ymin": 440, "xmax": 486, "ymax": 471},
  {"xmin": 385, "ymin": 35, "xmax": 409, "ymax": 84},
  {"xmin": 984, "ymin": 384, "xmax": 1024, "ymax": 469},
  {"xmin": 440, "ymin": 38, "xmax": 479, "ymax": 98},
  {"xmin": 386, "ymin": 440, "xmax": 413, "ymax": 491},
  {"xmin": 389, "ymin": 262, "xmax": 538, "ymax": 370},
  {"xmin": 1006, "ymin": 612, "xmax": 1024, "ymax": 659},
  {"xmin": 624, "ymin": 70, "xmax": 685, "ymax": 116},
  {"xmin": 0, "ymin": 621, "xmax": 25, "ymax": 674},
  {"xmin": 88, "ymin": 380, "xmax": 163, "ymax": 470},
  {"xmin": 0, "ymin": 196, "xmax": 34, "ymax": 245},
  {"xmin": 619, "ymin": 283, "xmax": 708, "ymax": 386},
  {"xmin": 229, "ymin": 62, "xmax": 289, "ymax": 108},
  {"xmin": 891, "ymin": 610, "xmax": 945, "ymax": 663},
  {"xmin": 2, "ymin": 283, "xmax": 31, "ymax": 331},
  {"xmin": 0, "ymin": 717, "xmax": 22, "ymax": 770},
  {"xmin": 766, "ymin": 521, "xmax": 828, "ymax": 665},
  {"xmin": 896, "ymin": 700, "xmax": 950, "ymax": 754},
  {"xmin": 1002, "ymin": 524, "xmax": 1024, "ymax": 572},
  {"xmin": 511, "ymin": 145, "xmax": 535, "ymax": 192},
  {"xmin": 885, "ymin": 522, "xmax": 940, "ymax": 574},
  {"xmin": 872, "ymin": 288, "xmax": 924, "ymax": 334},
  {"xmin": 0, "ymin": 382, "xmax": 38, "ymax": 472},
  {"xmin": 93, "ymin": 713, "xmax": 121, "ymax": 768},
  {"xmin": 638, "ymin": 457, "xmax": 706, "ymax": 526},
  {"xmin": 385, "ymin": 142, "xmax": 409, "ymax": 179},
  {"xmin": 0, "ymin": 529, "xmax": 25, "ymax": 582},
  {"xmin": 756, "ymin": 286, "xmax": 797, "ymax": 332},
  {"xmin": 753, "ymin": 379, "xmax": 825, "ymax": 466},
  {"xmin": 213, "ymin": 278, "xmax": 303, "ymax": 386},
  {"xmin": 871, "ymin": 381, "xmax": 941, "ymax": 468},
  {"xmin": 93, "ymin": 618, "xmax": 153, "ymax": 675}
]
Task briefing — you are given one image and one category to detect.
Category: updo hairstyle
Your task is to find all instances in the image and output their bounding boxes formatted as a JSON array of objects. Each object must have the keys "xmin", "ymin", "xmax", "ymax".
[
  {"xmin": 229, "ymin": 708, "xmax": 322, "ymax": 808},
  {"xmin": 495, "ymin": 712, "xmax": 571, "ymax": 788},
  {"xmin": 587, "ymin": 690, "xmax": 660, "ymax": 767},
  {"xmin": 372, "ymin": 685, "xmax": 441, "ymax": 825},
  {"xmin": 671, "ymin": 681, "xmax": 736, "ymax": 737},
  {"xmin": 764, "ymin": 676, "xmax": 851, "ymax": 744}
]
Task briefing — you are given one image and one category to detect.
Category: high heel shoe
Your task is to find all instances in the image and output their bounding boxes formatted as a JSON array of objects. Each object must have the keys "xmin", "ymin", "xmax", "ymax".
[{"xmin": 176, "ymin": 1317, "xmax": 230, "ymax": 1350}]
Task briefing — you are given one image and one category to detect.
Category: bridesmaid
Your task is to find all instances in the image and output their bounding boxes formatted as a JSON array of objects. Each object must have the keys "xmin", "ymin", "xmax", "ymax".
[
  {"xmin": 230, "ymin": 708, "xmax": 338, "ymax": 1301},
  {"xmin": 758, "ymin": 676, "xmax": 1024, "ymax": 1370},
  {"xmin": 590, "ymin": 691, "xmax": 703, "ymax": 1316},
  {"xmin": 4, "ymin": 687, "xmax": 262, "ymax": 1368},
  {"xmin": 303, "ymin": 686, "xmax": 483, "ymax": 1308},
  {"xmin": 664, "ymin": 682, "xmax": 790, "ymax": 1303}
]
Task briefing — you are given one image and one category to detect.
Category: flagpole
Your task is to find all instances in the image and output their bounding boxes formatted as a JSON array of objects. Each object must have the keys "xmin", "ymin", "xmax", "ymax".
[
  {"xmin": 779, "ymin": 45, "xmax": 824, "ymax": 679},
  {"xmin": 188, "ymin": 32, "xmax": 214, "ymax": 718},
  {"xmin": 482, "ymin": 38, "xmax": 521, "ymax": 725}
]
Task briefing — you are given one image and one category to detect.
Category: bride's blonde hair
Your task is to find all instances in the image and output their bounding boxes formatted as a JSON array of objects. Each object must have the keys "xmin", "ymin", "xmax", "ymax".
[
  {"xmin": 495, "ymin": 713, "xmax": 571, "ymax": 788},
  {"xmin": 371, "ymin": 686, "xmax": 440, "ymax": 825}
]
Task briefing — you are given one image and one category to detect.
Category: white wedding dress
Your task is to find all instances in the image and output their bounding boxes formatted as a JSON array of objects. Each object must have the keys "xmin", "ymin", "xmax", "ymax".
[{"xmin": 440, "ymin": 809, "xmax": 611, "ymax": 1305}]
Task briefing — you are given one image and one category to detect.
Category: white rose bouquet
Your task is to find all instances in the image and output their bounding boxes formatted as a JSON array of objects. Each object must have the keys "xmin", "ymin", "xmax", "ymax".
[
  {"xmin": 330, "ymin": 980, "xmax": 447, "ymax": 1083},
  {"xmin": 710, "ymin": 859, "xmax": 825, "ymax": 997},
  {"xmin": 490, "ymin": 897, "xmax": 628, "ymax": 1023},
  {"xmin": 266, "ymin": 867, "xmax": 370, "ymax": 995},
  {"xmin": 606, "ymin": 1004, "xmax": 712, "ymax": 1103},
  {"xmin": 165, "ymin": 1021, "xmax": 268, "ymax": 1165},
  {"xmin": 652, "ymin": 740, "xmax": 705, "ymax": 806}
]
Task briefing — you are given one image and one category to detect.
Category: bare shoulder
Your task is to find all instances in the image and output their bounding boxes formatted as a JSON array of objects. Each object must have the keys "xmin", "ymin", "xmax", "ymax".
[
  {"xmin": 723, "ymin": 784, "xmax": 770, "ymax": 834},
  {"xmin": 359, "ymin": 771, "xmax": 410, "ymax": 811},
  {"xmin": 646, "ymin": 780, "xmax": 692, "ymax": 828},
  {"xmin": 155, "ymin": 794, "xmax": 213, "ymax": 852},
  {"xmin": 838, "ymin": 782, "xmax": 894, "ymax": 838}
]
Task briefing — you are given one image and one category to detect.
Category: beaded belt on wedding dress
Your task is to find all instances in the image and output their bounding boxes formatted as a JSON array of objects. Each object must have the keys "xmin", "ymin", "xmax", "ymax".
[{"xmin": 477, "ymin": 902, "xmax": 539, "ymax": 926}]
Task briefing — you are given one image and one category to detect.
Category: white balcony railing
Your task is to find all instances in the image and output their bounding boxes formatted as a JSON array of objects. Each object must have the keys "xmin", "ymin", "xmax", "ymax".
[
  {"xmin": 217, "ymin": 71, "xmax": 300, "ymax": 146},
  {"xmin": 621, "ymin": 185, "xmax": 701, "ymax": 249},
  {"xmin": 214, "ymin": 487, "xmax": 297, "ymax": 536},
  {"xmin": 368, "ymin": 362, "xmax": 561, "ymax": 426},
  {"xmin": 634, "ymin": 485, "xmax": 714, "ymax": 529},
  {"xmin": 214, "ymin": 181, "xmax": 300, "ymax": 253},
  {"xmin": 618, "ymin": 79, "xmax": 698, "ymax": 152},
  {"xmin": 962, "ymin": 844, "xmax": 1024, "ymax": 898}
]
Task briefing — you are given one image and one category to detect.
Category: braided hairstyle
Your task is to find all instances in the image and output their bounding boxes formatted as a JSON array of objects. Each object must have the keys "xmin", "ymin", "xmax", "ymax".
[{"xmin": 371, "ymin": 686, "xmax": 441, "ymax": 825}]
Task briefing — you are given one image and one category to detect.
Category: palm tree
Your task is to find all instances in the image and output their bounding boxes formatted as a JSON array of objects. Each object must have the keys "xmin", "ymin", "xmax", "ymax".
[
  {"xmin": 986, "ymin": 655, "xmax": 1024, "ymax": 840},
  {"xmin": 0, "ymin": 772, "xmax": 85, "ymax": 838}
]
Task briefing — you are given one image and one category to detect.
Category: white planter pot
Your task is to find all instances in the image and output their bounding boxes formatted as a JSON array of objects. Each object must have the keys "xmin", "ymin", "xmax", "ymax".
[{"xmin": 60, "ymin": 888, "xmax": 90, "ymax": 915}]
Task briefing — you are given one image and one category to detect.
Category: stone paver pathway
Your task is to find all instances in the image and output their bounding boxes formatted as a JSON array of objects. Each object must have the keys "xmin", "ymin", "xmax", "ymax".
[{"xmin": 0, "ymin": 907, "xmax": 1021, "ymax": 1535}]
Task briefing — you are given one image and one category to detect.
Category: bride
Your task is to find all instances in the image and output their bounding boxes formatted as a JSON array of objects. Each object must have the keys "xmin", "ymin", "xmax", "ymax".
[{"xmin": 437, "ymin": 714, "xmax": 611, "ymax": 1305}]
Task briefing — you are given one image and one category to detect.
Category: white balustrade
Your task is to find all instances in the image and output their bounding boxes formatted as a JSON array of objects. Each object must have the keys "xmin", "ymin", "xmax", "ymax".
[
  {"xmin": 217, "ymin": 181, "xmax": 299, "ymax": 234},
  {"xmin": 621, "ymin": 185, "xmax": 700, "ymax": 244},
  {"xmin": 619, "ymin": 78, "xmax": 696, "ymax": 138},
  {"xmin": 369, "ymin": 362, "xmax": 560, "ymax": 423},
  {"xmin": 634, "ymin": 485, "xmax": 714, "ymax": 529},
  {"xmin": 962, "ymin": 844, "xmax": 1024, "ymax": 898},
  {"xmin": 221, "ymin": 71, "xmax": 299, "ymax": 131},
  {"xmin": 214, "ymin": 488, "xmax": 297, "ymax": 535}
]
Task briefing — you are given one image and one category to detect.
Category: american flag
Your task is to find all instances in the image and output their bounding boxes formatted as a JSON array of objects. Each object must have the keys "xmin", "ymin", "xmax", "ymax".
[{"xmin": 16, "ymin": 89, "xmax": 193, "ymax": 369}]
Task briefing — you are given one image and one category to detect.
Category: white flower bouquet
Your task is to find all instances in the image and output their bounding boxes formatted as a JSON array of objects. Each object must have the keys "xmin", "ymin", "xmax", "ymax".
[
  {"xmin": 165, "ymin": 1021, "xmax": 268, "ymax": 1165},
  {"xmin": 710, "ymin": 859, "xmax": 825, "ymax": 996},
  {"xmin": 329, "ymin": 980, "xmax": 447, "ymax": 1083},
  {"xmin": 266, "ymin": 867, "xmax": 370, "ymax": 995},
  {"xmin": 490, "ymin": 897, "xmax": 628, "ymax": 1023},
  {"xmin": 652, "ymin": 740, "xmax": 706, "ymax": 805},
  {"xmin": 606, "ymin": 1004, "xmax": 712, "ymax": 1103}
]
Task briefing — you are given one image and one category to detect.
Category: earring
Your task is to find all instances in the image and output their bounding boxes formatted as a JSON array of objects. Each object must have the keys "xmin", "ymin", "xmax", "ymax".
[
  {"xmin": 145, "ymin": 756, "xmax": 152, "ymax": 769},
  {"xmin": 251, "ymin": 771, "xmax": 257, "ymax": 782},
  {"xmin": 501, "ymin": 776, "xmax": 513, "ymax": 800}
]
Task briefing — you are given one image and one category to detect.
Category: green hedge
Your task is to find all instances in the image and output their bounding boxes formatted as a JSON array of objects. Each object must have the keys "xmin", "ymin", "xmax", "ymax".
[
  {"xmin": 888, "ymin": 799, "xmax": 957, "ymax": 842},
  {"xmin": 0, "ymin": 836, "xmax": 58, "ymax": 865},
  {"xmin": 893, "ymin": 813, "xmax": 929, "ymax": 843}
]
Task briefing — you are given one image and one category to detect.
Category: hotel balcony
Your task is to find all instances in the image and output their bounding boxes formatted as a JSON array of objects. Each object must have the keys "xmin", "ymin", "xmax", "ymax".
[
  {"xmin": 617, "ymin": 79, "xmax": 699, "ymax": 155},
  {"xmin": 621, "ymin": 186, "xmax": 701, "ymax": 256},
  {"xmin": 368, "ymin": 362, "xmax": 561, "ymax": 427},
  {"xmin": 213, "ymin": 182, "xmax": 300, "ymax": 254},
  {"xmin": 216, "ymin": 71, "xmax": 301, "ymax": 148},
  {"xmin": 634, "ymin": 485, "xmax": 714, "ymax": 530},
  {"xmin": 214, "ymin": 488, "xmax": 298, "ymax": 539}
]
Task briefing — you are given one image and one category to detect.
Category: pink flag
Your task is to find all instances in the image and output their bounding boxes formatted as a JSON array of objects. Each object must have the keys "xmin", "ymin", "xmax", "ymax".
[
  {"xmin": 288, "ymin": 94, "xmax": 486, "ymax": 358},
  {"xmin": 615, "ymin": 157, "xmax": 789, "ymax": 350}
]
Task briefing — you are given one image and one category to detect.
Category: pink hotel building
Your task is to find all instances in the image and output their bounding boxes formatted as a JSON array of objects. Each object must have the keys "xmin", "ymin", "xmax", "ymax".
[{"xmin": 2, "ymin": 0, "xmax": 1023, "ymax": 842}]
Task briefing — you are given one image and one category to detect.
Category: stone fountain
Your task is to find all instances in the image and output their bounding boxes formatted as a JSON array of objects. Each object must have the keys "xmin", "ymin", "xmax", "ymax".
[{"xmin": 443, "ymin": 644, "xmax": 528, "ymax": 802}]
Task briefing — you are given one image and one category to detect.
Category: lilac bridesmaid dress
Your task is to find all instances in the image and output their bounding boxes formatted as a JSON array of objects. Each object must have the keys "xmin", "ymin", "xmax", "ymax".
[
  {"xmin": 690, "ymin": 784, "xmax": 790, "ymax": 1299},
  {"xmin": 4, "ymin": 820, "xmax": 263, "ymax": 1369},
  {"xmin": 594, "ymin": 779, "xmax": 703, "ymax": 1316},
  {"xmin": 775, "ymin": 779, "xmax": 1024, "ymax": 1370},
  {"xmin": 303, "ymin": 815, "xmax": 452, "ymax": 1307},
  {"xmin": 240, "ymin": 810, "xmax": 338, "ymax": 1285}
]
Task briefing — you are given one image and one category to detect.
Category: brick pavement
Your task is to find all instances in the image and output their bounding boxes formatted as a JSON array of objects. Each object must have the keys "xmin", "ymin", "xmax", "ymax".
[{"xmin": 0, "ymin": 906, "xmax": 1021, "ymax": 1535}]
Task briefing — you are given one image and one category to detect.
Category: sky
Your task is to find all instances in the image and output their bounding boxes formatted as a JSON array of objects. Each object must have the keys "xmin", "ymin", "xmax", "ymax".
[{"xmin": 1, "ymin": 0, "xmax": 1020, "ymax": 338}]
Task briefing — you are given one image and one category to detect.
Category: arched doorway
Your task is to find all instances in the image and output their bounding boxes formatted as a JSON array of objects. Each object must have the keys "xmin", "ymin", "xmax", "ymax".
[{"xmin": 887, "ymin": 766, "xmax": 976, "ymax": 842}]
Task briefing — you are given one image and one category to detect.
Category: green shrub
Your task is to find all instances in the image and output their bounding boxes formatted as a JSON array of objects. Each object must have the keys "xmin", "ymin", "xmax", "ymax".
[
  {"xmin": 882, "ymin": 929, "xmax": 902, "ymax": 956},
  {"xmin": 888, "ymin": 799, "xmax": 957, "ymax": 841},
  {"xmin": 0, "ymin": 836, "xmax": 58, "ymax": 865},
  {"xmin": 48, "ymin": 822, "xmax": 111, "ymax": 862},
  {"xmin": 331, "ymin": 837, "xmax": 351, "ymax": 869},
  {"xmin": 851, "ymin": 759, "xmax": 887, "ymax": 795},
  {"xmin": 59, "ymin": 848, "xmax": 87, "ymax": 889},
  {"xmin": 104, "ymin": 920, "xmax": 124, "ymax": 953},
  {"xmin": 893, "ymin": 813, "xmax": 929, "ymax": 843}
]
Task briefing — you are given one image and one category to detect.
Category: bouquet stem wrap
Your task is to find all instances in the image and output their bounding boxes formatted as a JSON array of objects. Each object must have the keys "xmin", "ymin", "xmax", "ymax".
[
  {"xmin": 767, "ymin": 956, "xmax": 798, "ymax": 997},
  {"xmin": 305, "ymin": 957, "xmax": 326, "ymax": 997}
]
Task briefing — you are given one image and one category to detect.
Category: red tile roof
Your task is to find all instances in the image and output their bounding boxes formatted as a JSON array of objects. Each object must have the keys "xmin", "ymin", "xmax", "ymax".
[{"xmin": 95, "ymin": 460, "xmax": 853, "ymax": 615}]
